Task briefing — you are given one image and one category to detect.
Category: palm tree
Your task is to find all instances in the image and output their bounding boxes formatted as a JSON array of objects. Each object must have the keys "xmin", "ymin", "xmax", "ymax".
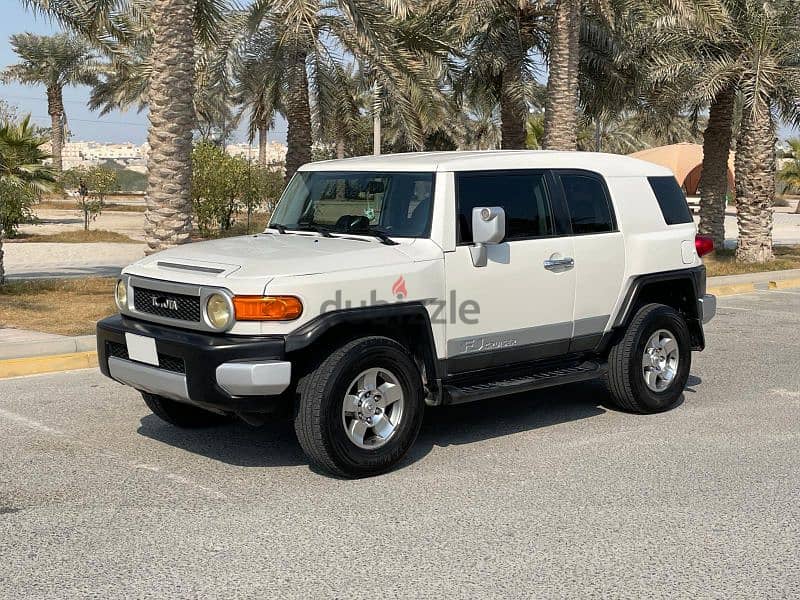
[
  {"xmin": 0, "ymin": 115, "xmax": 55, "ymax": 284},
  {"xmin": 232, "ymin": 26, "xmax": 285, "ymax": 165},
  {"xmin": 2, "ymin": 33, "xmax": 101, "ymax": 173},
  {"xmin": 447, "ymin": 0, "xmax": 549, "ymax": 150},
  {"xmin": 543, "ymin": 0, "xmax": 581, "ymax": 150},
  {"xmin": 648, "ymin": 0, "xmax": 800, "ymax": 261},
  {"xmin": 249, "ymin": 0, "xmax": 450, "ymax": 181},
  {"xmin": 25, "ymin": 0, "xmax": 229, "ymax": 252}
]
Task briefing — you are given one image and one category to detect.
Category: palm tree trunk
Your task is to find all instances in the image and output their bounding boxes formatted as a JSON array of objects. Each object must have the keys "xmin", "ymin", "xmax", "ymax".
[
  {"xmin": 284, "ymin": 48, "xmax": 312, "ymax": 183},
  {"xmin": 46, "ymin": 86, "xmax": 64, "ymax": 173},
  {"xmin": 144, "ymin": 0, "xmax": 195, "ymax": 253},
  {"xmin": 734, "ymin": 106, "xmax": 775, "ymax": 263},
  {"xmin": 698, "ymin": 85, "xmax": 735, "ymax": 250},
  {"xmin": 542, "ymin": 0, "xmax": 579, "ymax": 150},
  {"xmin": 258, "ymin": 122, "xmax": 268, "ymax": 166},
  {"xmin": 500, "ymin": 65, "xmax": 527, "ymax": 150},
  {"xmin": 336, "ymin": 137, "xmax": 345, "ymax": 159}
]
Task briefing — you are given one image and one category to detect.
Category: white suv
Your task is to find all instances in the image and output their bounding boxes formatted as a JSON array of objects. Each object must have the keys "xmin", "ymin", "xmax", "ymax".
[{"xmin": 97, "ymin": 151, "xmax": 716, "ymax": 477}]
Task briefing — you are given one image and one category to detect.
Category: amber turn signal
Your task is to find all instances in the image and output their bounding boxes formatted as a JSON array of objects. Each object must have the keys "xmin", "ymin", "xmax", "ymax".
[{"xmin": 233, "ymin": 296, "xmax": 303, "ymax": 321}]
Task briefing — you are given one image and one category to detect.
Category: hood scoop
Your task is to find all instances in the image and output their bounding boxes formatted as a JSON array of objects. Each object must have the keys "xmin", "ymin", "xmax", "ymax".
[
  {"xmin": 157, "ymin": 261, "xmax": 225, "ymax": 274},
  {"xmin": 154, "ymin": 259, "xmax": 240, "ymax": 277}
]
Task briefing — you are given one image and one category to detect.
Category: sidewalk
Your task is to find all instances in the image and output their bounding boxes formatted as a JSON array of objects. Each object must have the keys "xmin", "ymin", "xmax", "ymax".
[{"xmin": 2, "ymin": 241, "xmax": 145, "ymax": 279}]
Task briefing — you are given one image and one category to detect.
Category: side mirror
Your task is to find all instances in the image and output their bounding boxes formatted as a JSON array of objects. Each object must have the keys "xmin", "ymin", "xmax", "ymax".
[{"xmin": 470, "ymin": 206, "xmax": 505, "ymax": 267}]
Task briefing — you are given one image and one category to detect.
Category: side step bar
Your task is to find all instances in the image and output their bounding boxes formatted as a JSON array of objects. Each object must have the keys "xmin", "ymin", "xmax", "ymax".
[{"xmin": 443, "ymin": 361, "xmax": 606, "ymax": 405}]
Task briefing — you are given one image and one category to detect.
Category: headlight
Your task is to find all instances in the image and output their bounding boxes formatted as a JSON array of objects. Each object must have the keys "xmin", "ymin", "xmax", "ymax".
[
  {"xmin": 206, "ymin": 293, "xmax": 233, "ymax": 329},
  {"xmin": 115, "ymin": 279, "xmax": 127, "ymax": 311}
]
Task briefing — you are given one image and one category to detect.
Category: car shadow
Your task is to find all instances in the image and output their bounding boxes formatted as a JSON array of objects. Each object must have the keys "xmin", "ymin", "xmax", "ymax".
[
  {"xmin": 136, "ymin": 374, "xmax": 703, "ymax": 474},
  {"xmin": 137, "ymin": 414, "xmax": 308, "ymax": 468}
]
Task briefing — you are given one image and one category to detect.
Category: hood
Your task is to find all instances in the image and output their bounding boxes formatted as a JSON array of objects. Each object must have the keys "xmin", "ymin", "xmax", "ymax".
[{"xmin": 126, "ymin": 232, "xmax": 418, "ymax": 283}]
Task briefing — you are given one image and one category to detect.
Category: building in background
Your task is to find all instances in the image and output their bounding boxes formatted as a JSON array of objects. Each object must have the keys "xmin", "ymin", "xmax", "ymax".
[{"xmin": 225, "ymin": 141, "xmax": 287, "ymax": 167}]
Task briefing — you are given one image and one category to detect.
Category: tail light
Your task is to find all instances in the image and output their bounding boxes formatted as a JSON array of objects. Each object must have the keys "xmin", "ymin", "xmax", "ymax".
[{"xmin": 695, "ymin": 235, "xmax": 714, "ymax": 257}]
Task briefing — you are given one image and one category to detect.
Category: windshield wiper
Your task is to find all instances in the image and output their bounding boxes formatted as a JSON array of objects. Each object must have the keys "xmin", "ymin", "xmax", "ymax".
[
  {"xmin": 268, "ymin": 223, "xmax": 287, "ymax": 234},
  {"xmin": 295, "ymin": 224, "xmax": 334, "ymax": 238},
  {"xmin": 354, "ymin": 228, "xmax": 398, "ymax": 246}
]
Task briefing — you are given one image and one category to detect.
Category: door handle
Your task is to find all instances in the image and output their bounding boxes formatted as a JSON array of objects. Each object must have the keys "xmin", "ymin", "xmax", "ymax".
[{"xmin": 543, "ymin": 257, "xmax": 575, "ymax": 271}]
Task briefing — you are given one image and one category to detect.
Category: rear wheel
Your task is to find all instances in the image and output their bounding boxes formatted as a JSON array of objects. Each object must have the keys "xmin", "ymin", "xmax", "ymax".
[
  {"xmin": 294, "ymin": 336, "xmax": 425, "ymax": 478},
  {"xmin": 142, "ymin": 393, "xmax": 229, "ymax": 428},
  {"xmin": 606, "ymin": 303, "xmax": 691, "ymax": 413}
]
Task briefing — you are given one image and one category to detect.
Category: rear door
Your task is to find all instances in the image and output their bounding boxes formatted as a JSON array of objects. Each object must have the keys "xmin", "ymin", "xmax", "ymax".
[
  {"xmin": 553, "ymin": 170, "xmax": 625, "ymax": 351},
  {"xmin": 444, "ymin": 170, "xmax": 576, "ymax": 373}
]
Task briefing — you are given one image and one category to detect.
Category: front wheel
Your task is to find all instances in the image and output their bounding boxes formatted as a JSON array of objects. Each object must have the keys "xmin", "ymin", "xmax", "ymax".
[
  {"xmin": 606, "ymin": 303, "xmax": 692, "ymax": 413},
  {"xmin": 294, "ymin": 336, "xmax": 425, "ymax": 478}
]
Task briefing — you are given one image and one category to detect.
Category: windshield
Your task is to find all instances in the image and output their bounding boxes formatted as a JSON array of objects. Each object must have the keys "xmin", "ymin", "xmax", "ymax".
[{"xmin": 270, "ymin": 171, "xmax": 435, "ymax": 238}]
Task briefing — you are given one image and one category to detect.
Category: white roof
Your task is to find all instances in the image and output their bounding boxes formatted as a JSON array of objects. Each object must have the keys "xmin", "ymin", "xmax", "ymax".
[{"xmin": 299, "ymin": 150, "xmax": 674, "ymax": 177}]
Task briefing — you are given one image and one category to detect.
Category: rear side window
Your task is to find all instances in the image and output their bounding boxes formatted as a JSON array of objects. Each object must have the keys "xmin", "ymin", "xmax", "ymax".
[
  {"xmin": 560, "ymin": 174, "xmax": 615, "ymax": 234},
  {"xmin": 648, "ymin": 176, "xmax": 693, "ymax": 225},
  {"xmin": 456, "ymin": 171, "xmax": 553, "ymax": 243}
]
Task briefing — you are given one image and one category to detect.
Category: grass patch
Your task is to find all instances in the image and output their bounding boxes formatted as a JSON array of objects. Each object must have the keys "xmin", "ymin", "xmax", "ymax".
[
  {"xmin": 0, "ymin": 278, "xmax": 116, "ymax": 336},
  {"xmin": 11, "ymin": 230, "xmax": 138, "ymax": 243},
  {"xmin": 705, "ymin": 245, "xmax": 800, "ymax": 277}
]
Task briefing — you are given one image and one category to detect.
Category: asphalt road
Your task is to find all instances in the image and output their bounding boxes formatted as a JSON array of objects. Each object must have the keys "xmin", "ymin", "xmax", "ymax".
[{"xmin": 1, "ymin": 289, "xmax": 799, "ymax": 599}]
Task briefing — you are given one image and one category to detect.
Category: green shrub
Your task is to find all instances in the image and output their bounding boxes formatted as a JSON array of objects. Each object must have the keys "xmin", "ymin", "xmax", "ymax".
[
  {"xmin": 62, "ymin": 166, "xmax": 118, "ymax": 230},
  {"xmin": 0, "ymin": 181, "xmax": 38, "ymax": 237},
  {"xmin": 192, "ymin": 142, "xmax": 284, "ymax": 236}
]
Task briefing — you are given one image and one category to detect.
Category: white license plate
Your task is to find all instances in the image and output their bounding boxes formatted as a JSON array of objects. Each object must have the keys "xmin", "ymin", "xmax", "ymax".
[{"xmin": 125, "ymin": 333, "xmax": 159, "ymax": 366}]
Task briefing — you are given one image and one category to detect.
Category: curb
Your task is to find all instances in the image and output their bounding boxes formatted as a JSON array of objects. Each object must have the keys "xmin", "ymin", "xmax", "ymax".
[
  {"xmin": 0, "ymin": 335, "xmax": 96, "ymax": 361},
  {"xmin": 0, "ymin": 351, "xmax": 98, "ymax": 379},
  {"xmin": 706, "ymin": 282, "xmax": 757, "ymax": 297}
]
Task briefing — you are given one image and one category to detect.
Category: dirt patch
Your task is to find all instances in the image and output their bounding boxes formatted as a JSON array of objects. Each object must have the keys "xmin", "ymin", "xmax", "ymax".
[
  {"xmin": 10, "ymin": 230, "xmax": 138, "ymax": 244},
  {"xmin": 705, "ymin": 245, "xmax": 800, "ymax": 277},
  {"xmin": 0, "ymin": 278, "xmax": 117, "ymax": 336}
]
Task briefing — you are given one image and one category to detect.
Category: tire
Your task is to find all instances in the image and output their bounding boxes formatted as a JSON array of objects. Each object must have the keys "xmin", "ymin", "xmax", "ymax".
[
  {"xmin": 142, "ymin": 393, "xmax": 229, "ymax": 428},
  {"xmin": 606, "ymin": 303, "xmax": 692, "ymax": 414},
  {"xmin": 294, "ymin": 336, "xmax": 425, "ymax": 478}
]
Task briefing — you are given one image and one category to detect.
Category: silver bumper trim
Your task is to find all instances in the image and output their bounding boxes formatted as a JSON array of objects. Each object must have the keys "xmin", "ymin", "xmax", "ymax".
[
  {"xmin": 108, "ymin": 356, "xmax": 190, "ymax": 403},
  {"xmin": 700, "ymin": 294, "xmax": 716, "ymax": 324},
  {"xmin": 215, "ymin": 361, "xmax": 292, "ymax": 397}
]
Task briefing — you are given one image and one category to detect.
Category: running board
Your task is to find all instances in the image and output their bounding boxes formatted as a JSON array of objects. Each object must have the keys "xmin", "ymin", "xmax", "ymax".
[{"xmin": 443, "ymin": 361, "xmax": 605, "ymax": 405}]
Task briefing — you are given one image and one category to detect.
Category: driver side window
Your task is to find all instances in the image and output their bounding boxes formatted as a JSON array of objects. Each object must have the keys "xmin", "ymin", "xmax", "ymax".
[{"xmin": 455, "ymin": 171, "xmax": 554, "ymax": 244}]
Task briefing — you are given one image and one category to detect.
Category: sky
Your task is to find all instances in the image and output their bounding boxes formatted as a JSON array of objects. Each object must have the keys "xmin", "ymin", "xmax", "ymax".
[{"xmin": 0, "ymin": 3, "xmax": 795, "ymax": 146}]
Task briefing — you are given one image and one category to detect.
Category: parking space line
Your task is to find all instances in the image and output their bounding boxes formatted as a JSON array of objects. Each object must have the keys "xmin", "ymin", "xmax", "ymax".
[{"xmin": 0, "ymin": 406, "xmax": 226, "ymax": 499}]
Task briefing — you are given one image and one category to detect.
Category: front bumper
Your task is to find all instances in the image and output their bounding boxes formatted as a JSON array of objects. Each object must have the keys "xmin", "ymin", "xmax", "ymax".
[{"xmin": 97, "ymin": 315, "xmax": 292, "ymax": 414}]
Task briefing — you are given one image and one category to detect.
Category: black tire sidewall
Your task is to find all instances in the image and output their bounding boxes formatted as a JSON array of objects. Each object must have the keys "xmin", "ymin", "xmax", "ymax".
[
  {"xmin": 628, "ymin": 308, "xmax": 691, "ymax": 411},
  {"xmin": 319, "ymin": 340, "xmax": 424, "ymax": 475}
]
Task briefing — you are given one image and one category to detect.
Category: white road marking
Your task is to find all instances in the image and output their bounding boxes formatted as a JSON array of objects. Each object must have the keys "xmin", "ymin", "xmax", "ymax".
[
  {"xmin": 0, "ymin": 407, "xmax": 65, "ymax": 435},
  {"xmin": 770, "ymin": 388, "xmax": 800, "ymax": 400},
  {"xmin": 0, "ymin": 406, "xmax": 226, "ymax": 499}
]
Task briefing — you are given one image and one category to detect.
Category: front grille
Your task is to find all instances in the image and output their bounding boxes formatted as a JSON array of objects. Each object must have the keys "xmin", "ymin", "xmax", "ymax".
[
  {"xmin": 107, "ymin": 341, "xmax": 186, "ymax": 374},
  {"xmin": 133, "ymin": 287, "xmax": 201, "ymax": 322}
]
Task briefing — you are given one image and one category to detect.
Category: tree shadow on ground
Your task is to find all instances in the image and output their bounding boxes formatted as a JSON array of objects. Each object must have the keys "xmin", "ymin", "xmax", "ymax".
[{"xmin": 136, "ymin": 374, "xmax": 703, "ymax": 474}]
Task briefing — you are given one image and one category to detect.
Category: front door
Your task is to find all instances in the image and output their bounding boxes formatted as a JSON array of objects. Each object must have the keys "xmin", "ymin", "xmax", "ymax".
[{"xmin": 444, "ymin": 170, "xmax": 576, "ymax": 374}]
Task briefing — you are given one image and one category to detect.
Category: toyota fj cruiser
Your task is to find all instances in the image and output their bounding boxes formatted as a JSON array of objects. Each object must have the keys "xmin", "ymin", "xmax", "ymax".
[{"xmin": 97, "ymin": 151, "xmax": 716, "ymax": 477}]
